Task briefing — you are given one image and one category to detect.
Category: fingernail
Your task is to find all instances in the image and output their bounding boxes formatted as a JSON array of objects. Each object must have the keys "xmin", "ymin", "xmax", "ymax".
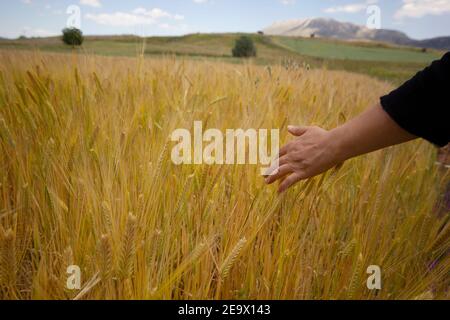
[{"xmin": 287, "ymin": 125, "xmax": 295, "ymax": 131}]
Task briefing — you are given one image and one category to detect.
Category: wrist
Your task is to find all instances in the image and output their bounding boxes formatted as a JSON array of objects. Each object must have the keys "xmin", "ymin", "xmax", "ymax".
[{"xmin": 329, "ymin": 125, "xmax": 353, "ymax": 163}]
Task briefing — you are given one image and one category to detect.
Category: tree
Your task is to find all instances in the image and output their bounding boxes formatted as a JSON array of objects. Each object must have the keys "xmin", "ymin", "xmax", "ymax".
[
  {"xmin": 232, "ymin": 36, "xmax": 257, "ymax": 58},
  {"xmin": 62, "ymin": 28, "xmax": 84, "ymax": 47}
]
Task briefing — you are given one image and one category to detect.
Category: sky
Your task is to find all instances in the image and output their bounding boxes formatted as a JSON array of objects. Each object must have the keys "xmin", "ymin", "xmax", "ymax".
[{"xmin": 1, "ymin": 0, "xmax": 450, "ymax": 40}]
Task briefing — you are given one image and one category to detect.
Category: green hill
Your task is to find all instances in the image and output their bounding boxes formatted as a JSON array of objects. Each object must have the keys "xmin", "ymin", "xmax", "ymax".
[{"xmin": 0, "ymin": 33, "xmax": 443, "ymax": 84}]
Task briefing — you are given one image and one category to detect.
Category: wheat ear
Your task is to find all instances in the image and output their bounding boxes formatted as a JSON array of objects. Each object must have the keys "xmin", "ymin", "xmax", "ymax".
[
  {"xmin": 119, "ymin": 213, "xmax": 137, "ymax": 278},
  {"xmin": 98, "ymin": 234, "xmax": 113, "ymax": 280},
  {"xmin": 219, "ymin": 237, "xmax": 247, "ymax": 280},
  {"xmin": 347, "ymin": 253, "xmax": 363, "ymax": 300}
]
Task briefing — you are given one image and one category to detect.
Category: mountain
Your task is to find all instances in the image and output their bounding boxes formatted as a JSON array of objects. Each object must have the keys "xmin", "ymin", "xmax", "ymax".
[
  {"xmin": 263, "ymin": 18, "xmax": 450, "ymax": 50},
  {"xmin": 415, "ymin": 37, "xmax": 450, "ymax": 51}
]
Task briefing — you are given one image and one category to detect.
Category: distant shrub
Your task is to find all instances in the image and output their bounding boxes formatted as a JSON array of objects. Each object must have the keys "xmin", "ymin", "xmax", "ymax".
[
  {"xmin": 62, "ymin": 28, "xmax": 84, "ymax": 47},
  {"xmin": 232, "ymin": 36, "xmax": 257, "ymax": 58}
]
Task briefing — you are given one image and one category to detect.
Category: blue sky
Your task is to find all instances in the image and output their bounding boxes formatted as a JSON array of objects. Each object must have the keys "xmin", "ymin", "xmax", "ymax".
[{"xmin": 2, "ymin": 0, "xmax": 450, "ymax": 39}]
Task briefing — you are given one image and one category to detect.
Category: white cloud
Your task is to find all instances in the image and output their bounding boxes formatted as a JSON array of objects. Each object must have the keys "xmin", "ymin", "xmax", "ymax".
[
  {"xmin": 193, "ymin": 0, "xmax": 209, "ymax": 3},
  {"xmin": 324, "ymin": 0, "xmax": 378, "ymax": 14},
  {"xmin": 395, "ymin": 0, "xmax": 450, "ymax": 19},
  {"xmin": 324, "ymin": 4, "xmax": 366, "ymax": 13},
  {"xmin": 21, "ymin": 0, "xmax": 32, "ymax": 4},
  {"xmin": 132, "ymin": 8, "xmax": 172, "ymax": 19},
  {"xmin": 280, "ymin": 0, "xmax": 296, "ymax": 5},
  {"xmin": 86, "ymin": 8, "xmax": 184, "ymax": 27},
  {"xmin": 21, "ymin": 27, "xmax": 57, "ymax": 38},
  {"xmin": 80, "ymin": 0, "xmax": 101, "ymax": 8},
  {"xmin": 86, "ymin": 12, "xmax": 154, "ymax": 26}
]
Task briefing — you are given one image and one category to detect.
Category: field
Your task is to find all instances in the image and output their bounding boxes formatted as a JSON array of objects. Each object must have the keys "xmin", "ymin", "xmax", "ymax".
[
  {"xmin": 0, "ymin": 49, "xmax": 448, "ymax": 300},
  {"xmin": 0, "ymin": 33, "xmax": 443, "ymax": 85},
  {"xmin": 275, "ymin": 37, "xmax": 440, "ymax": 63}
]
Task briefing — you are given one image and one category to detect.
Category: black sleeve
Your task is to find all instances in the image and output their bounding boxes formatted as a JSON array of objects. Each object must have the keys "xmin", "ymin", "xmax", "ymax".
[{"xmin": 380, "ymin": 52, "xmax": 450, "ymax": 147}]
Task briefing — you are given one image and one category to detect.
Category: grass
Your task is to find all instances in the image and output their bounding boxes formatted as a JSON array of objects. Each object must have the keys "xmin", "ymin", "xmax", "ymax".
[
  {"xmin": 0, "ymin": 50, "xmax": 448, "ymax": 300},
  {"xmin": 0, "ymin": 33, "xmax": 444, "ymax": 85},
  {"xmin": 275, "ymin": 37, "xmax": 441, "ymax": 63}
]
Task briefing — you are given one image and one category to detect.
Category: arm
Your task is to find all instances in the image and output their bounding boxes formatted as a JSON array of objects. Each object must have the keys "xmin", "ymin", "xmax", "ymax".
[
  {"xmin": 265, "ymin": 51, "xmax": 450, "ymax": 193},
  {"xmin": 331, "ymin": 103, "xmax": 417, "ymax": 161},
  {"xmin": 264, "ymin": 104, "xmax": 417, "ymax": 193}
]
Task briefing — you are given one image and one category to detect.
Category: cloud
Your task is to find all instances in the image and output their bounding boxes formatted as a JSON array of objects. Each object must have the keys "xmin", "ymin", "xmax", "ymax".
[
  {"xmin": 324, "ymin": 4, "xmax": 367, "ymax": 13},
  {"xmin": 324, "ymin": 0, "xmax": 378, "ymax": 14},
  {"xmin": 85, "ymin": 12, "xmax": 154, "ymax": 26},
  {"xmin": 80, "ymin": 0, "xmax": 101, "ymax": 8},
  {"xmin": 280, "ymin": 0, "xmax": 296, "ymax": 5},
  {"xmin": 86, "ymin": 8, "xmax": 184, "ymax": 27},
  {"xmin": 21, "ymin": 0, "xmax": 32, "ymax": 4},
  {"xmin": 193, "ymin": 0, "xmax": 209, "ymax": 3},
  {"xmin": 131, "ymin": 8, "xmax": 184, "ymax": 20},
  {"xmin": 395, "ymin": 0, "xmax": 450, "ymax": 19},
  {"xmin": 21, "ymin": 27, "xmax": 57, "ymax": 38}
]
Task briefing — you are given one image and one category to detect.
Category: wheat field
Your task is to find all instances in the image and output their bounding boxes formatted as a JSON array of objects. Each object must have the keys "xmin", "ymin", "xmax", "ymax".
[{"xmin": 0, "ymin": 50, "xmax": 448, "ymax": 300}]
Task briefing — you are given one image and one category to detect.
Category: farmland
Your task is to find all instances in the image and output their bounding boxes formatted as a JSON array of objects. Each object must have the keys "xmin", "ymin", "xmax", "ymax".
[
  {"xmin": 0, "ymin": 33, "xmax": 443, "ymax": 85},
  {"xmin": 275, "ymin": 37, "xmax": 440, "ymax": 63},
  {"xmin": 0, "ymin": 49, "xmax": 448, "ymax": 299}
]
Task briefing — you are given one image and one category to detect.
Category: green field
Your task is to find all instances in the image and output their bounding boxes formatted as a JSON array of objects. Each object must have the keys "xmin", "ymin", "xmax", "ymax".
[
  {"xmin": 276, "ymin": 37, "xmax": 440, "ymax": 63},
  {"xmin": 0, "ymin": 33, "xmax": 443, "ymax": 85}
]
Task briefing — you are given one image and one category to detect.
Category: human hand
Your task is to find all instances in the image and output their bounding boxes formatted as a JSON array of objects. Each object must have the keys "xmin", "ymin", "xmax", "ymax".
[
  {"xmin": 264, "ymin": 125, "xmax": 343, "ymax": 193},
  {"xmin": 264, "ymin": 104, "xmax": 418, "ymax": 193}
]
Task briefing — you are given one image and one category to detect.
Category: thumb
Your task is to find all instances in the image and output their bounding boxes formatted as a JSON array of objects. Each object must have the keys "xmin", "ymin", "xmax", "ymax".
[{"xmin": 287, "ymin": 125, "xmax": 309, "ymax": 137}]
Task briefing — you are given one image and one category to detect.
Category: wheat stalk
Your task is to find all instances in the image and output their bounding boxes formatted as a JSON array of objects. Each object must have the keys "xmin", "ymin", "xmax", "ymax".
[
  {"xmin": 98, "ymin": 234, "xmax": 113, "ymax": 280},
  {"xmin": 0, "ymin": 228, "xmax": 17, "ymax": 288},
  {"xmin": 101, "ymin": 201, "xmax": 113, "ymax": 232},
  {"xmin": 347, "ymin": 253, "xmax": 363, "ymax": 300},
  {"xmin": 119, "ymin": 213, "xmax": 137, "ymax": 279},
  {"xmin": 219, "ymin": 237, "xmax": 247, "ymax": 280},
  {"xmin": 413, "ymin": 290, "xmax": 434, "ymax": 300}
]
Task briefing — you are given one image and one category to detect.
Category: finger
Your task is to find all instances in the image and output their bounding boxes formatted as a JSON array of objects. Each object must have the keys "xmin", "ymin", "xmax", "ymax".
[
  {"xmin": 262, "ymin": 155, "xmax": 289, "ymax": 177},
  {"xmin": 278, "ymin": 172, "xmax": 303, "ymax": 193},
  {"xmin": 288, "ymin": 125, "xmax": 309, "ymax": 137},
  {"xmin": 262, "ymin": 158, "xmax": 279, "ymax": 176},
  {"xmin": 277, "ymin": 155, "xmax": 289, "ymax": 167},
  {"xmin": 265, "ymin": 164, "xmax": 293, "ymax": 184},
  {"xmin": 278, "ymin": 141, "xmax": 293, "ymax": 158}
]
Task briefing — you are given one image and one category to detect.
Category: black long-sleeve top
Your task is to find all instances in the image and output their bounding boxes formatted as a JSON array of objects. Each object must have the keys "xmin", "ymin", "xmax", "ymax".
[{"xmin": 380, "ymin": 52, "xmax": 450, "ymax": 147}]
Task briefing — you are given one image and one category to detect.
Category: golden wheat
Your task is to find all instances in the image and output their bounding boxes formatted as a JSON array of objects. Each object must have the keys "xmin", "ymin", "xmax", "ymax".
[{"xmin": 0, "ymin": 49, "xmax": 448, "ymax": 300}]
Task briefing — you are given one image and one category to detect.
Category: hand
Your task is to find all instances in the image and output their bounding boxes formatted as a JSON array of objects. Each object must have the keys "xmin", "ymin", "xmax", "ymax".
[
  {"xmin": 264, "ymin": 125, "xmax": 343, "ymax": 193},
  {"xmin": 263, "ymin": 104, "xmax": 418, "ymax": 193}
]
